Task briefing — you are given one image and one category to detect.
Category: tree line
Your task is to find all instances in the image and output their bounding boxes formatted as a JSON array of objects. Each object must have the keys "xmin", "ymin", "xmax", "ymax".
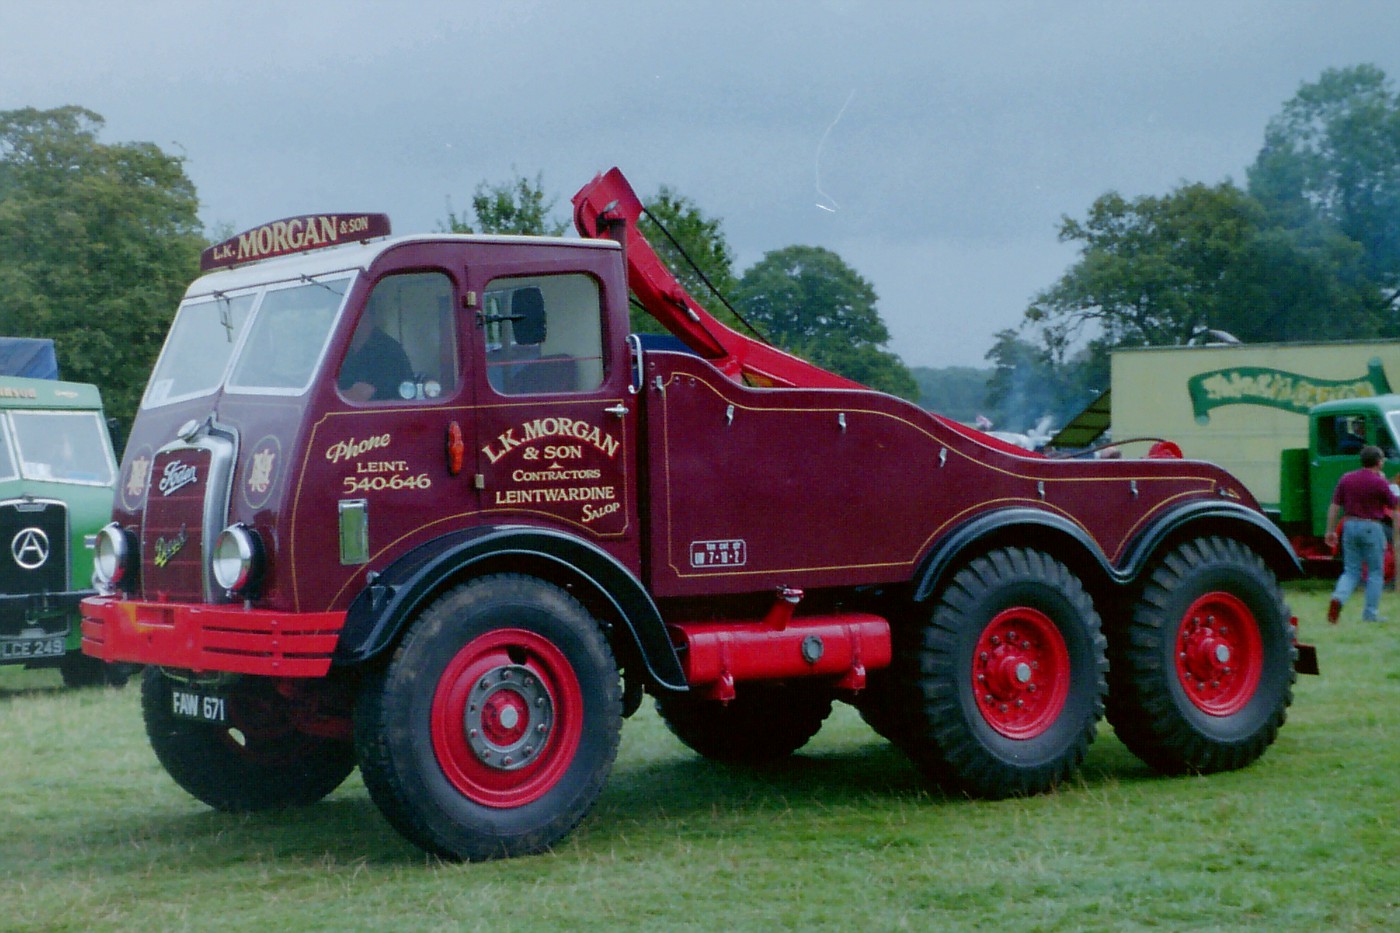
[
  {"xmin": 965, "ymin": 64, "xmax": 1400, "ymax": 432},
  {"xmin": 0, "ymin": 106, "xmax": 205, "ymax": 425}
]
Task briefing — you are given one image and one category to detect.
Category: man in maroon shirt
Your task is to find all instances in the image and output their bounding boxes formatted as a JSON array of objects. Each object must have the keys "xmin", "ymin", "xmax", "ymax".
[{"xmin": 1324, "ymin": 445, "xmax": 1399, "ymax": 623}]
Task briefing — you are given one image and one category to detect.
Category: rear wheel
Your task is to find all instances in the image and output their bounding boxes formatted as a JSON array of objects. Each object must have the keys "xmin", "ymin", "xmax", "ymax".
[
  {"xmin": 895, "ymin": 547, "xmax": 1107, "ymax": 798},
  {"xmin": 355, "ymin": 575, "xmax": 621, "ymax": 861},
  {"xmin": 655, "ymin": 682, "xmax": 834, "ymax": 763},
  {"xmin": 854, "ymin": 668, "xmax": 912, "ymax": 745},
  {"xmin": 855, "ymin": 604, "xmax": 923, "ymax": 745},
  {"xmin": 1107, "ymin": 536, "xmax": 1295, "ymax": 774},
  {"xmin": 142, "ymin": 669, "xmax": 355, "ymax": 811}
]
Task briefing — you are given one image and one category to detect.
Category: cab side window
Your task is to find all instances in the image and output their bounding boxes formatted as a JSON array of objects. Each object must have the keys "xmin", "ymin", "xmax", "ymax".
[
  {"xmin": 483, "ymin": 273, "xmax": 604, "ymax": 395},
  {"xmin": 339, "ymin": 272, "xmax": 459, "ymax": 402},
  {"xmin": 1321, "ymin": 414, "xmax": 1369, "ymax": 457}
]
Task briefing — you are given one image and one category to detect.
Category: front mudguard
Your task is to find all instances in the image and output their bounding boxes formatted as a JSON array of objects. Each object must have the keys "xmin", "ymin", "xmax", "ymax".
[{"xmin": 332, "ymin": 524, "xmax": 687, "ymax": 692}]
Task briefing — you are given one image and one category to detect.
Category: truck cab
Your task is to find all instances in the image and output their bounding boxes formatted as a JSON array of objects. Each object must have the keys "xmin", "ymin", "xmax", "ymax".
[
  {"xmin": 0, "ymin": 373, "xmax": 120, "ymax": 685},
  {"xmin": 87, "ymin": 219, "xmax": 639, "ymax": 669},
  {"xmin": 1278, "ymin": 394, "xmax": 1400, "ymax": 569}
]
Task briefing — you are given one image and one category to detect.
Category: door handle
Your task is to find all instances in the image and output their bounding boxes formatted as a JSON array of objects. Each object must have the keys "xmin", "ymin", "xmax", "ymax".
[{"xmin": 604, "ymin": 403, "xmax": 629, "ymax": 418}]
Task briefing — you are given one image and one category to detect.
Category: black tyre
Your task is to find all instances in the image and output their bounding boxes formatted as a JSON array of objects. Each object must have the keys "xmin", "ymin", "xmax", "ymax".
[
  {"xmin": 895, "ymin": 547, "xmax": 1107, "ymax": 798},
  {"xmin": 142, "ymin": 669, "xmax": 355, "ymax": 811},
  {"xmin": 854, "ymin": 669, "xmax": 911, "ymax": 745},
  {"xmin": 655, "ymin": 682, "xmax": 834, "ymax": 763},
  {"xmin": 853, "ymin": 604, "xmax": 922, "ymax": 745},
  {"xmin": 59, "ymin": 653, "xmax": 133, "ymax": 688},
  {"xmin": 1107, "ymin": 536, "xmax": 1295, "ymax": 774},
  {"xmin": 354, "ymin": 575, "xmax": 621, "ymax": 861}
]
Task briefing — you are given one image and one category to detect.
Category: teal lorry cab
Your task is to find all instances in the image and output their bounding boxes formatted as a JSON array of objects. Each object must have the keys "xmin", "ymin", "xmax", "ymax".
[{"xmin": 0, "ymin": 340, "xmax": 121, "ymax": 686}]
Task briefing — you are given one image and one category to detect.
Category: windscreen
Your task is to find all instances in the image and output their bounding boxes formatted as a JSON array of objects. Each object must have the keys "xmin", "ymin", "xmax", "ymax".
[
  {"xmin": 0, "ymin": 421, "xmax": 16, "ymax": 482},
  {"xmin": 1385, "ymin": 411, "xmax": 1400, "ymax": 457},
  {"xmin": 227, "ymin": 275, "xmax": 352, "ymax": 393},
  {"xmin": 144, "ymin": 291, "xmax": 256, "ymax": 407},
  {"xmin": 9, "ymin": 411, "xmax": 115, "ymax": 485}
]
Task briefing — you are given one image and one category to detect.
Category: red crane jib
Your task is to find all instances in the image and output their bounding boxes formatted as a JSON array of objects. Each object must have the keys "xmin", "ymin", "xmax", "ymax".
[{"xmin": 571, "ymin": 167, "xmax": 864, "ymax": 391}]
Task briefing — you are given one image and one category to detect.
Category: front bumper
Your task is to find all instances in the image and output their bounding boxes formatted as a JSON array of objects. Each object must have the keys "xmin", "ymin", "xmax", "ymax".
[
  {"xmin": 0, "ymin": 589, "xmax": 92, "ymax": 635},
  {"xmin": 80, "ymin": 595, "xmax": 344, "ymax": 677}
]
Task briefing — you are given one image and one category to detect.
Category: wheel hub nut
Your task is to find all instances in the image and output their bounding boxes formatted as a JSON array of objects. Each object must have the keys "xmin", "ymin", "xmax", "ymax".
[{"xmin": 464, "ymin": 663, "xmax": 553, "ymax": 771}]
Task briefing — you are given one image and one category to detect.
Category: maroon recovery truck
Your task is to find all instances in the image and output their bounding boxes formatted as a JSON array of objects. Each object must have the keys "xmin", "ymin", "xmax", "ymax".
[{"xmin": 82, "ymin": 169, "xmax": 1314, "ymax": 861}]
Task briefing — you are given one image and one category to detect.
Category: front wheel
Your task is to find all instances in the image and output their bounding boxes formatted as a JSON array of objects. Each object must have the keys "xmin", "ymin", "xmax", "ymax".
[
  {"xmin": 895, "ymin": 547, "xmax": 1107, "ymax": 798},
  {"xmin": 142, "ymin": 670, "xmax": 355, "ymax": 811},
  {"xmin": 1107, "ymin": 536, "xmax": 1295, "ymax": 774},
  {"xmin": 355, "ymin": 575, "xmax": 622, "ymax": 861}
]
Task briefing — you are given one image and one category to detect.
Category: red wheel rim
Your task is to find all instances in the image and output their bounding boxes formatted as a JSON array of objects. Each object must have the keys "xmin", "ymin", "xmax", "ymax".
[
  {"xmin": 1174, "ymin": 591, "xmax": 1262, "ymax": 716},
  {"xmin": 431, "ymin": 628, "xmax": 583, "ymax": 808},
  {"xmin": 972, "ymin": 607, "xmax": 1071, "ymax": 739}
]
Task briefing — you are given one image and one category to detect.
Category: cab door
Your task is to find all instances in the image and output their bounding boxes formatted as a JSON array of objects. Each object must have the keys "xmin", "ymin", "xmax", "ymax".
[
  {"xmin": 467, "ymin": 250, "xmax": 640, "ymax": 571},
  {"xmin": 1311, "ymin": 409, "xmax": 1378, "ymax": 534}
]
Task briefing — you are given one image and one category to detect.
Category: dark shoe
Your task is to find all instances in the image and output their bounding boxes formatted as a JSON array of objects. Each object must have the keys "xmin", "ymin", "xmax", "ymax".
[{"xmin": 1327, "ymin": 598, "xmax": 1342, "ymax": 624}]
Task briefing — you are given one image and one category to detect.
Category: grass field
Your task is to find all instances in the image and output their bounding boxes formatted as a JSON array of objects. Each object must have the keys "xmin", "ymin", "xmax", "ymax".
[{"xmin": 3, "ymin": 584, "xmax": 1397, "ymax": 932}]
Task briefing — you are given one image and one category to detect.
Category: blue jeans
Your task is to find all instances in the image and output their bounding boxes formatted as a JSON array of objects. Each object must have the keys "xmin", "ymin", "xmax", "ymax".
[{"xmin": 1332, "ymin": 519, "xmax": 1388, "ymax": 620}]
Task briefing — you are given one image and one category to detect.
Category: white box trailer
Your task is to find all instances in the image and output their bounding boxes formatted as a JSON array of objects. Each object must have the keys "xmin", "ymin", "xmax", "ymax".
[{"xmin": 1110, "ymin": 339, "xmax": 1400, "ymax": 511}]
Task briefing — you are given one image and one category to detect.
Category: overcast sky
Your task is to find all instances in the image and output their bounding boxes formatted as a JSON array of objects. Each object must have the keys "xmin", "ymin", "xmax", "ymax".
[{"xmin": 4, "ymin": 1, "xmax": 1400, "ymax": 369}]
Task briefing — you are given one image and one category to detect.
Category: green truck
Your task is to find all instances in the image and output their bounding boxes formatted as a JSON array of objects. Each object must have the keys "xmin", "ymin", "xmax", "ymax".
[
  {"xmin": 1278, "ymin": 395, "xmax": 1400, "ymax": 572},
  {"xmin": 0, "ymin": 339, "xmax": 122, "ymax": 686}
]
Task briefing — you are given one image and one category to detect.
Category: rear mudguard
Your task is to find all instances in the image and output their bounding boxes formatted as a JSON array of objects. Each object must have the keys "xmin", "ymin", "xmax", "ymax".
[
  {"xmin": 913, "ymin": 501, "xmax": 1302, "ymax": 603},
  {"xmin": 333, "ymin": 525, "xmax": 687, "ymax": 692}
]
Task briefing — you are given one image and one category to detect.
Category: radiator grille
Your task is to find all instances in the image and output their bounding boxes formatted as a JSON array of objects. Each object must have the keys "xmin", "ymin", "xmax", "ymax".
[
  {"xmin": 141, "ymin": 449, "xmax": 212, "ymax": 602},
  {"xmin": 0, "ymin": 500, "xmax": 69, "ymax": 595}
]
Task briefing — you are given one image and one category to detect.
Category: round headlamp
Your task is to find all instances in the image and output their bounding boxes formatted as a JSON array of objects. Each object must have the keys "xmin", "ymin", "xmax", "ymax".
[
  {"xmin": 212, "ymin": 523, "xmax": 264, "ymax": 594},
  {"xmin": 93, "ymin": 522, "xmax": 134, "ymax": 588}
]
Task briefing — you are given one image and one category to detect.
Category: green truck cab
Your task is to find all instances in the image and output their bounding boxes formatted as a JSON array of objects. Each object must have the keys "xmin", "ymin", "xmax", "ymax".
[
  {"xmin": 0, "ymin": 373, "xmax": 121, "ymax": 685},
  {"xmin": 1278, "ymin": 395, "xmax": 1400, "ymax": 569}
]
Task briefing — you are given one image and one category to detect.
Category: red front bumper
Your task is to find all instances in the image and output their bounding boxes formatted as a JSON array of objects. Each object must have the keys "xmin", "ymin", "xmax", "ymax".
[{"xmin": 80, "ymin": 595, "xmax": 345, "ymax": 677}]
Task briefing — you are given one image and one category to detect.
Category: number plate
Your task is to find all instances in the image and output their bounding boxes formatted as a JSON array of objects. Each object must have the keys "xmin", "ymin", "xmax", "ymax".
[
  {"xmin": 0, "ymin": 634, "xmax": 66, "ymax": 661},
  {"xmin": 170, "ymin": 687, "xmax": 229, "ymax": 724}
]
